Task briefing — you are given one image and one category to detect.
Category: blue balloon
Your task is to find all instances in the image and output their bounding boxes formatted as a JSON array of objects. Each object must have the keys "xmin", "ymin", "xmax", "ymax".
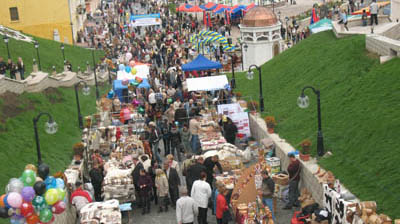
[
  {"xmin": 118, "ymin": 64, "xmax": 125, "ymax": 71},
  {"xmin": 107, "ymin": 90, "xmax": 114, "ymax": 99},
  {"xmin": 125, "ymin": 66, "xmax": 131, "ymax": 73},
  {"xmin": 55, "ymin": 178, "xmax": 65, "ymax": 189},
  {"xmin": 3, "ymin": 195, "xmax": 10, "ymax": 208},
  {"xmin": 44, "ymin": 176, "xmax": 56, "ymax": 189}
]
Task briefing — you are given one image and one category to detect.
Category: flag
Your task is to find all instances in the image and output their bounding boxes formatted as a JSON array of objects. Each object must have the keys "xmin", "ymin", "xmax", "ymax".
[
  {"xmin": 310, "ymin": 8, "xmax": 320, "ymax": 24},
  {"xmin": 203, "ymin": 11, "xmax": 207, "ymax": 26}
]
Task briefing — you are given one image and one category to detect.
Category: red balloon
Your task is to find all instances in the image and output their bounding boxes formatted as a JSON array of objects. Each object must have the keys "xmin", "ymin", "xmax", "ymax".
[
  {"xmin": 51, "ymin": 200, "xmax": 66, "ymax": 214},
  {"xmin": 26, "ymin": 214, "xmax": 40, "ymax": 224},
  {"xmin": 20, "ymin": 202, "xmax": 34, "ymax": 217}
]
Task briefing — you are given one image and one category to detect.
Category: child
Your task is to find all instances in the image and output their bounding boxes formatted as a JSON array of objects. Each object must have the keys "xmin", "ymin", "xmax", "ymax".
[
  {"xmin": 155, "ymin": 169, "xmax": 169, "ymax": 212},
  {"xmin": 362, "ymin": 10, "xmax": 368, "ymax": 26}
]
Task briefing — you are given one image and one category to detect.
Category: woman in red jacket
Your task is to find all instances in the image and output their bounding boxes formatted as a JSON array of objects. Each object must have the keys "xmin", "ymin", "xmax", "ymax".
[{"xmin": 216, "ymin": 186, "xmax": 229, "ymax": 224}]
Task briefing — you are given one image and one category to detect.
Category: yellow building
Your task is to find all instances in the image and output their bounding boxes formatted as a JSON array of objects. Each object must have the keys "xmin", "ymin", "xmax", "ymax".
[{"xmin": 0, "ymin": 0, "xmax": 95, "ymax": 44}]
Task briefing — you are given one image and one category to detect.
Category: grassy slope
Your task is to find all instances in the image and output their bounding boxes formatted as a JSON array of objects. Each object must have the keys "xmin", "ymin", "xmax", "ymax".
[
  {"xmin": 231, "ymin": 31, "xmax": 400, "ymax": 218},
  {"xmin": 0, "ymin": 34, "xmax": 103, "ymax": 77},
  {"xmin": 0, "ymin": 85, "xmax": 110, "ymax": 198}
]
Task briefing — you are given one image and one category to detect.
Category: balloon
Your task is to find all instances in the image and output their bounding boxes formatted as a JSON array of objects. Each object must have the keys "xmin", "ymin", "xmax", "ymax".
[
  {"xmin": 129, "ymin": 60, "xmax": 135, "ymax": 67},
  {"xmin": 0, "ymin": 207, "xmax": 10, "ymax": 218},
  {"xmin": 21, "ymin": 187, "xmax": 35, "ymax": 202},
  {"xmin": 8, "ymin": 178, "xmax": 24, "ymax": 193},
  {"xmin": 32, "ymin": 196, "xmax": 46, "ymax": 211},
  {"xmin": 35, "ymin": 177, "xmax": 43, "ymax": 183},
  {"xmin": 20, "ymin": 202, "xmax": 34, "ymax": 217},
  {"xmin": 56, "ymin": 189, "xmax": 65, "ymax": 201},
  {"xmin": 44, "ymin": 177, "xmax": 56, "ymax": 189},
  {"xmin": 0, "ymin": 195, "xmax": 5, "ymax": 208},
  {"xmin": 167, "ymin": 98, "xmax": 173, "ymax": 104},
  {"xmin": 39, "ymin": 208, "xmax": 52, "ymax": 223},
  {"xmin": 138, "ymin": 107, "xmax": 145, "ymax": 114},
  {"xmin": 33, "ymin": 182, "xmax": 46, "ymax": 196},
  {"xmin": 22, "ymin": 170, "xmax": 37, "ymax": 186},
  {"xmin": 25, "ymin": 164, "xmax": 38, "ymax": 174},
  {"xmin": 37, "ymin": 164, "xmax": 49, "ymax": 180},
  {"xmin": 132, "ymin": 81, "xmax": 139, "ymax": 86},
  {"xmin": 10, "ymin": 215, "xmax": 25, "ymax": 224},
  {"xmin": 131, "ymin": 67, "xmax": 137, "ymax": 75},
  {"xmin": 3, "ymin": 195, "xmax": 10, "ymax": 208},
  {"xmin": 44, "ymin": 189, "xmax": 58, "ymax": 205},
  {"xmin": 40, "ymin": 215, "xmax": 54, "ymax": 224},
  {"xmin": 7, "ymin": 192, "xmax": 23, "ymax": 208},
  {"xmin": 125, "ymin": 66, "xmax": 131, "ymax": 73},
  {"xmin": 107, "ymin": 90, "xmax": 114, "ymax": 99},
  {"xmin": 125, "ymin": 52, "xmax": 132, "ymax": 61},
  {"xmin": 51, "ymin": 200, "xmax": 66, "ymax": 214},
  {"xmin": 122, "ymin": 79, "xmax": 129, "ymax": 86},
  {"xmin": 135, "ymin": 76, "xmax": 142, "ymax": 83},
  {"xmin": 26, "ymin": 214, "xmax": 40, "ymax": 224},
  {"xmin": 55, "ymin": 178, "xmax": 64, "ymax": 189},
  {"xmin": 118, "ymin": 64, "xmax": 125, "ymax": 71}
]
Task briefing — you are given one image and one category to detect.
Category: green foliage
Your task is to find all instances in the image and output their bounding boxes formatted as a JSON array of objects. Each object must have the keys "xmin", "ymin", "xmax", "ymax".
[
  {"xmin": 0, "ymin": 34, "xmax": 104, "ymax": 78},
  {"xmin": 230, "ymin": 31, "xmax": 400, "ymax": 218},
  {"xmin": 0, "ymin": 85, "xmax": 110, "ymax": 202}
]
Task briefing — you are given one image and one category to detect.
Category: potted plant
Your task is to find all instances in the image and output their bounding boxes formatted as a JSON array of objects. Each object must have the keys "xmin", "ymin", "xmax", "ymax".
[
  {"xmin": 299, "ymin": 139, "xmax": 312, "ymax": 161},
  {"xmin": 247, "ymin": 100, "xmax": 259, "ymax": 114},
  {"xmin": 73, "ymin": 142, "xmax": 85, "ymax": 161},
  {"xmin": 264, "ymin": 116, "xmax": 277, "ymax": 134},
  {"xmin": 235, "ymin": 91, "xmax": 242, "ymax": 100}
]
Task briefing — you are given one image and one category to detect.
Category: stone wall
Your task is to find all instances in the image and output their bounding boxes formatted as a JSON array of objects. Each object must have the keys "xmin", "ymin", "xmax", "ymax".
[
  {"xmin": 0, "ymin": 76, "xmax": 27, "ymax": 95},
  {"xmin": 382, "ymin": 22, "xmax": 400, "ymax": 40},
  {"xmin": 249, "ymin": 113, "xmax": 324, "ymax": 205},
  {"xmin": 366, "ymin": 34, "xmax": 400, "ymax": 56}
]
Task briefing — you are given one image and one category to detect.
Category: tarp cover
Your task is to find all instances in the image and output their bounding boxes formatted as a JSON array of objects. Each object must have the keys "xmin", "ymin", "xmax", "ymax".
[
  {"xmin": 309, "ymin": 18, "xmax": 332, "ymax": 33},
  {"xmin": 186, "ymin": 75, "xmax": 228, "ymax": 91},
  {"xmin": 181, "ymin": 54, "xmax": 222, "ymax": 71}
]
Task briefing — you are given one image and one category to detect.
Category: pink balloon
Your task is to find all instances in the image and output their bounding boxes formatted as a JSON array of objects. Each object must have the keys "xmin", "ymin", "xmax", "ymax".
[
  {"xmin": 51, "ymin": 200, "xmax": 66, "ymax": 214},
  {"xmin": 7, "ymin": 192, "xmax": 23, "ymax": 208}
]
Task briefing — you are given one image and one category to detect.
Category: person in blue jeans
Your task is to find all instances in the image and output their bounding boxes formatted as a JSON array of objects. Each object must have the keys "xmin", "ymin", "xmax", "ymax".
[
  {"xmin": 261, "ymin": 170, "xmax": 275, "ymax": 221},
  {"xmin": 149, "ymin": 122, "xmax": 162, "ymax": 163}
]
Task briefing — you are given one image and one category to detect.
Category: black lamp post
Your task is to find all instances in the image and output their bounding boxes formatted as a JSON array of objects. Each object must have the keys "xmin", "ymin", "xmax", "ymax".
[
  {"xmin": 247, "ymin": 64, "xmax": 264, "ymax": 112},
  {"xmin": 34, "ymin": 41, "xmax": 41, "ymax": 71},
  {"xmin": 107, "ymin": 66, "xmax": 112, "ymax": 85},
  {"xmin": 74, "ymin": 81, "xmax": 91, "ymax": 129},
  {"xmin": 60, "ymin": 43, "xmax": 65, "ymax": 62},
  {"xmin": 3, "ymin": 36, "xmax": 11, "ymax": 59},
  {"xmin": 33, "ymin": 112, "xmax": 58, "ymax": 165},
  {"xmin": 230, "ymin": 54, "xmax": 236, "ymax": 89},
  {"xmin": 91, "ymin": 50, "xmax": 100, "ymax": 100},
  {"xmin": 297, "ymin": 86, "xmax": 325, "ymax": 157}
]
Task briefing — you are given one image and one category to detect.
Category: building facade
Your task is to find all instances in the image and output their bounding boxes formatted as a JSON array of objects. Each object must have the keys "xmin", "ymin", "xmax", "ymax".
[{"xmin": 0, "ymin": 0, "xmax": 95, "ymax": 44}]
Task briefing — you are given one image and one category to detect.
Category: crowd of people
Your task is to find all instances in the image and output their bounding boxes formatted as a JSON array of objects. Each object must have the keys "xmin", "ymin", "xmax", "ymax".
[{"xmin": 0, "ymin": 56, "xmax": 25, "ymax": 80}]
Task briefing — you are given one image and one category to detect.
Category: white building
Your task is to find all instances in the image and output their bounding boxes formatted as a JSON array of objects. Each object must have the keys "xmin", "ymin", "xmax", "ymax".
[{"xmin": 239, "ymin": 6, "xmax": 283, "ymax": 70}]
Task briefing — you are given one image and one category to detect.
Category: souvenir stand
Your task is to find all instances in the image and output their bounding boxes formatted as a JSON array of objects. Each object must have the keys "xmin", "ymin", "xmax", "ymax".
[{"xmin": 80, "ymin": 199, "xmax": 122, "ymax": 224}]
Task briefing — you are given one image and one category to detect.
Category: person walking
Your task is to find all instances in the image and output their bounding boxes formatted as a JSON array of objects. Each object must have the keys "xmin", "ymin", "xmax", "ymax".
[
  {"xmin": 160, "ymin": 119, "xmax": 171, "ymax": 156},
  {"xmin": 370, "ymin": 0, "xmax": 378, "ymax": 25},
  {"xmin": 155, "ymin": 168, "xmax": 169, "ymax": 212},
  {"xmin": 261, "ymin": 170, "xmax": 275, "ymax": 221},
  {"xmin": 138, "ymin": 168, "xmax": 153, "ymax": 214},
  {"xmin": 284, "ymin": 153, "xmax": 301, "ymax": 209},
  {"xmin": 176, "ymin": 187, "xmax": 198, "ymax": 224},
  {"xmin": 180, "ymin": 124, "xmax": 191, "ymax": 153},
  {"xmin": 89, "ymin": 162, "xmax": 104, "ymax": 202},
  {"xmin": 131, "ymin": 155, "xmax": 144, "ymax": 207},
  {"xmin": 189, "ymin": 116, "xmax": 203, "ymax": 155},
  {"xmin": 187, "ymin": 156, "xmax": 206, "ymax": 195},
  {"xmin": 149, "ymin": 122, "xmax": 162, "ymax": 163},
  {"xmin": 164, "ymin": 160, "xmax": 180, "ymax": 209},
  {"xmin": 170, "ymin": 123, "xmax": 182, "ymax": 161},
  {"xmin": 191, "ymin": 172, "xmax": 212, "ymax": 224}
]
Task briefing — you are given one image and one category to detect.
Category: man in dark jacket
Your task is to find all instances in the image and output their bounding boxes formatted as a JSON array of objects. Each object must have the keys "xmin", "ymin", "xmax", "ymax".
[
  {"xmin": 89, "ymin": 162, "xmax": 104, "ymax": 201},
  {"xmin": 187, "ymin": 156, "xmax": 206, "ymax": 195},
  {"xmin": 261, "ymin": 170, "xmax": 275, "ymax": 220},
  {"xmin": 203, "ymin": 155, "xmax": 223, "ymax": 188},
  {"xmin": 284, "ymin": 153, "xmax": 301, "ymax": 209},
  {"xmin": 132, "ymin": 155, "xmax": 144, "ymax": 207},
  {"xmin": 0, "ymin": 57, "xmax": 7, "ymax": 75},
  {"xmin": 223, "ymin": 118, "xmax": 238, "ymax": 145},
  {"xmin": 174, "ymin": 103, "xmax": 187, "ymax": 126},
  {"xmin": 163, "ymin": 161, "xmax": 180, "ymax": 208}
]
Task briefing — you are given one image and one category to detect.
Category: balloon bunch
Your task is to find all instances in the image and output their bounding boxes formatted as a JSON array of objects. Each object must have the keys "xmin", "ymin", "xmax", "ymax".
[{"xmin": 0, "ymin": 164, "xmax": 67, "ymax": 224}]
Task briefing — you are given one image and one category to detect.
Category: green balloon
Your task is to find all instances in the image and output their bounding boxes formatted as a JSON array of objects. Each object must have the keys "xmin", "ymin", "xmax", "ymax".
[
  {"xmin": 57, "ymin": 188, "xmax": 66, "ymax": 201},
  {"xmin": 167, "ymin": 98, "xmax": 173, "ymax": 104},
  {"xmin": 39, "ymin": 208, "xmax": 53, "ymax": 223},
  {"xmin": 138, "ymin": 107, "xmax": 145, "ymax": 114},
  {"xmin": 32, "ymin": 196, "xmax": 47, "ymax": 211},
  {"xmin": 21, "ymin": 170, "xmax": 36, "ymax": 186},
  {"xmin": 133, "ymin": 81, "xmax": 139, "ymax": 86}
]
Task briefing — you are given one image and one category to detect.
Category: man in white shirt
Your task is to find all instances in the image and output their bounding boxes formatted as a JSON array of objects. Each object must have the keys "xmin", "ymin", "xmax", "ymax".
[
  {"xmin": 176, "ymin": 187, "xmax": 198, "ymax": 224},
  {"xmin": 369, "ymin": 0, "xmax": 378, "ymax": 25},
  {"xmin": 148, "ymin": 89, "xmax": 156, "ymax": 106},
  {"xmin": 191, "ymin": 172, "xmax": 211, "ymax": 224}
]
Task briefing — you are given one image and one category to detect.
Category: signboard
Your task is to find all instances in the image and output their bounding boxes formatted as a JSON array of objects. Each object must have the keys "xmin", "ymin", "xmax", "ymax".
[
  {"xmin": 130, "ymin": 13, "xmax": 162, "ymax": 27},
  {"xmin": 323, "ymin": 184, "xmax": 355, "ymax": 224},
  {"xmin": 217, "ymin": 103, "xmax": 250, "ymax": 137}
]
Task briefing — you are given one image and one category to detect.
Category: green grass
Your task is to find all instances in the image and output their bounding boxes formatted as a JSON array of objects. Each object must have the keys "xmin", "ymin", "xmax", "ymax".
[
  {"xmin": 231, "ymin": 31, "xmax": 400, "ymax": 218},
  {"xmin": 0, "ymin": 85, "xmax": 110, "ymax": 203},
  {"xmin": 0, "ymin": 34, "xmax": 104, "ymax": 78}
]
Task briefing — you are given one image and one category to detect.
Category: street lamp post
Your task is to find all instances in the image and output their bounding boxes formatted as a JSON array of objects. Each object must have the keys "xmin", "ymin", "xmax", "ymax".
[
  {"xmin": 74, "ymin": 81, "xmax": 91, "ymax": 129},
  {"xmin": 3, "ymin": 36, "xmax": 11, "ymax": 59},
  {"xmin": 297, "ymin": 86, "xmax": 325, "ymax": 157},
  {"xmin": 230, "ymin": 54, "xmax": 236, "ymax": 89},
  {"xmin": 34, "ymin": 41, "xmax": 42, "ymax": 71},
  {"xmin": 247, "ymin": 64, "xmax": 264, "ymax": 112},
  {"xmin": 60, "ymin": 43, "xmax": 65, "ymax": 62},
  {"xmin": 108, "ymin": 66, "xmax": 112, "ymax": 85},
  {"xmin": 33, "ymin": 112, "xmax": 58, "ymax": 165},
  {"xmin": 91, "ymin": 50, "xmax": 100, "ymax": 100}
]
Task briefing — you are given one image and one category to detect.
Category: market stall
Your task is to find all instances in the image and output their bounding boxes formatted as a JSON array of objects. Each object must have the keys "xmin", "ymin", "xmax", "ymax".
[
  {"xmin": 181, "ymin": 54, "xmax": 222, "ymax": 72},
  {"xmin": 186, "ymin": 75, "xmax": 228, "ymax": 92},
  {"xmin": 80, "ymin": 199, "xmax": 122, "ymax": 224}
]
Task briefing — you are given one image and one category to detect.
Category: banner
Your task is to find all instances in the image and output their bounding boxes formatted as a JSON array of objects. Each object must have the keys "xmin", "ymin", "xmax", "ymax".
[
  {"xmin": 323, "ymin": 184, "xmax": 355, "ymax": 224},
  {"xmin": 217, "ymin": 104, "xmax": 250, "ymax": 137},
  {"xmin": 130, "ymin": 13, "xmax": 162, "ymax": 27}
]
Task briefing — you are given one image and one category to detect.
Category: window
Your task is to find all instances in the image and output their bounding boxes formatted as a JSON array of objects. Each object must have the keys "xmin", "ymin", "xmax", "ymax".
[{"xmin": 9, "ymin": 7, "xmax": 19, "ymax": 21}]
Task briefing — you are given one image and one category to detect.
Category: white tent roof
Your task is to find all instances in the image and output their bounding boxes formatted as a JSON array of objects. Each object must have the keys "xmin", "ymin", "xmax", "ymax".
[{"xmin": 186, "ymin": 75, "xmax": 228, "ymax": 92}]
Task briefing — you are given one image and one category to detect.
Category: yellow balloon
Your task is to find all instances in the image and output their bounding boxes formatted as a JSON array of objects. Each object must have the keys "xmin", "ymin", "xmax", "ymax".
[
  {"xmin": 25, "ymin": 164, "xmax": 37, "ymax": 174},
  {"xmin": 131, "ymin": 67, "xmax": 137, "ymax": 75},
  {"xmin": 44, "ymin": 189, "xmax": 59, "ymax": 205}
]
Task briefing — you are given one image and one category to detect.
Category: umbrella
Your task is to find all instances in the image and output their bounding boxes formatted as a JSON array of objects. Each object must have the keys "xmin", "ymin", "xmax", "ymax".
[{"xmin": 187, "ymin": 5, "xmax": 204, "ymax": 12}]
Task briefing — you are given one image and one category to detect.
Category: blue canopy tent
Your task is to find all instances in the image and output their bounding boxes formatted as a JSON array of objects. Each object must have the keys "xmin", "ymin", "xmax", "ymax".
[
  {"xmin": 113, "ymin": 80, "xmax": 129, "ymax": 102},
  {"xmin": 181, "ymin": 54, "xmax": 222, "ymax": 71},
  {"xmin": 138, "ymin": 78, "xmax": 151, "ymax": 89}
]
